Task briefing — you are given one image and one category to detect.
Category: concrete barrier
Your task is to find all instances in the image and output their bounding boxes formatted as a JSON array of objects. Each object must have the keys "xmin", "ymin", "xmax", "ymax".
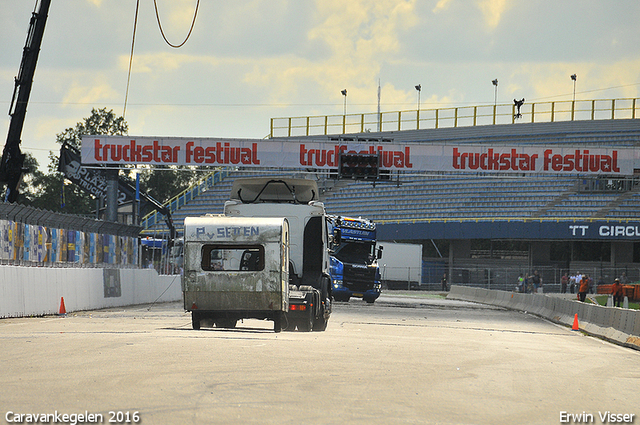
[
  {"xmin": 0, "ymin": 265, "xmax": 182, "ymax": 319},
  {"xmin": 447, "ymin": 285, "xmax": 639, "ymax": 350},
  {"xmin": 620, "ymin": 310, "xmax": 636, "ymax": 335},
  {"xmin": 634, "ymin": 312, "xmax": 640, "ymax": 337}
]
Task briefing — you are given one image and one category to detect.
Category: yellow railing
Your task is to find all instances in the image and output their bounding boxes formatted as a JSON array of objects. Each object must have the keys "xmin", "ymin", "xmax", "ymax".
[{"xmin": 270, "ymin": 98, "xmax": 638, "ymax": 138}]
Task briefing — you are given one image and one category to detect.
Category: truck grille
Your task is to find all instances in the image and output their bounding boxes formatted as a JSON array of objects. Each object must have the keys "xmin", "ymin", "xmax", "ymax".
[{"xmin": 343, "ymin": 265, "xmax": 376, "ymax": 292}]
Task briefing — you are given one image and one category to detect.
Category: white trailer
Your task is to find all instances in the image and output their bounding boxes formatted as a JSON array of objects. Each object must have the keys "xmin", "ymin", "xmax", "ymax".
[
  {"xmin": 377, "ymin": 242, "xmax": 423, "ymax": 289},
  {"xmin": 183, "ymin": 216, "xmax": 290, "ymax": 331},
  {"xmin": 224, "ymin": 178, "xmax": 332, "ymax": 331}
]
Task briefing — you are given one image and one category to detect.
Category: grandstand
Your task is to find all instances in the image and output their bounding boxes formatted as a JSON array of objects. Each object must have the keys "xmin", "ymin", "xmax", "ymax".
[
  {"xmin": 140, "ymin": 111, "xmax": 640, "ymax": 290},
  {"xmin": 144, "ymin": 168, "xmax": 640, "ymax": 233},
  {"xmin": 143, "ymin": 118, "xmax": 640, "ymax": 230}
]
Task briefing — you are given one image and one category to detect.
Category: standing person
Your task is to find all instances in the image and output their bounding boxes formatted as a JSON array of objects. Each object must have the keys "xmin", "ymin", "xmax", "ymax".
[
  {"xmin": 517, "ymin": 273, "xmax": 525, "ymax": 293},
  {"xmin": 441, "ymin": 272, "xmax": 448, "ymax": 291},
  {"xmin": 569, "ymin": 274, "xmax": 576, "ymax": 294},
  {"xmin": 560, "ymin": 273, "xmax": 568, "ymax": 294},
  {"xmin": 620, "ymin": 272, "xmax": 629, "ymax": 285},
  {"xmin": 578, "ymin": 274, "xmax": 590, "ymax": 302},
  {"xmin": 532, "ymin": 270, "xmax": 541, "ymax": 293},
  {"xmin": 611, "ymin": 278, "xmax": 624, "ymax": 307}
]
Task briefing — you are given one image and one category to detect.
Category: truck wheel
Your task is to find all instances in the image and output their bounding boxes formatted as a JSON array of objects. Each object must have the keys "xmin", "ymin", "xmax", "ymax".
[
  {"xmin": 191, "ymin": 312, "xmax": 201, "ymax": 330},
  {"xmin": 297, "ymin": 309, "xmax": 314, "ymax": 332},
  {"xmin": 274, "ymin": 312, "xmax": 282, "ymax": 333},
  {"xmin": 313, "ymin": 277, "xmax": 330, "ymax": 331},
  {"xmin": 312, "ymin": 313, "xmax": 327, "ymax": 331}
]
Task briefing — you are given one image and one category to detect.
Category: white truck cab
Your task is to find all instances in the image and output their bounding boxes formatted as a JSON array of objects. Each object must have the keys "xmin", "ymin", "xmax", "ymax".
[
  {"xmin": 223, "ymin": 178, "xmax": 332, "ymax": 331},
  {"xmin": 183, "ymin": 178, "xmax": 332, "ymax": 332}
]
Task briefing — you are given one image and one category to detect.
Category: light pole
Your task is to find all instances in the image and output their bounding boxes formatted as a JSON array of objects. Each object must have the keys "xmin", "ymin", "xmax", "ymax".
[
  {"xmin": 341, "ymin": 89, "xmax": 347, "ymax": 115},
  {"xmin": 492, "ymin": 79, "xmax": 498, "ymax": 124},
  {"xmin": 571, "ymin": 74, "xmax": 577, "ymax": 120},
  {"xmin": 492, "ymin": 79, "xmax": 498, "ymax": 106},
  {"xmin": 415, "ymin": 84, "xmax": 422, "ymax": 129}
]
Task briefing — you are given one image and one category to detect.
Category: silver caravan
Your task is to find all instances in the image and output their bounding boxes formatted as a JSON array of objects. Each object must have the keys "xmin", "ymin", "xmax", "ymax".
[
  {"xmin": 183, "ymin": 216, "xmax": 289, "ymax": 331},
  {"xmin": 224, "ymin": 178, "xmax": 332, "ymax": 331}
]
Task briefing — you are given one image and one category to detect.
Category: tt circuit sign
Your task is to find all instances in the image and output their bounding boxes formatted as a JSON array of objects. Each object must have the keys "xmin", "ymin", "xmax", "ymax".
[
  {"xmin": 81, "ymin": 136, "xmax": 635, "ymax": 176},
  {"xmin": 570, "ymin": 224, "xmax": 640, "ymax": 239},
  {"xmin": 379, "ymin": 220, "xmax": 640, "ymax": 241}
]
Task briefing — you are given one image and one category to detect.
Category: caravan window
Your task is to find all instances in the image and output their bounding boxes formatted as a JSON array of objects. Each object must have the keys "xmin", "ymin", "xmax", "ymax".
[{"xmin": 201, "ymin": 244, "xmax": 264, "ymax": 272}]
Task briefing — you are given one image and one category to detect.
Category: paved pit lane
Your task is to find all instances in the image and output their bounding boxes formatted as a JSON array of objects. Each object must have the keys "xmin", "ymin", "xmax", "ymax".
[{"xmin": 1, "ymin": 292, "xmax": 639, "ymax": 425}]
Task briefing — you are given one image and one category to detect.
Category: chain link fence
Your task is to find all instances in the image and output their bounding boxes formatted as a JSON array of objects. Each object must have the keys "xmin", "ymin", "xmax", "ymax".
[
  {"xmin": 0, "ymin": 204, "xmax": 142, "ymax": 268},
  {"xmin": 384, "ymin": 262, "xmax": 640, "ymax": 293}
]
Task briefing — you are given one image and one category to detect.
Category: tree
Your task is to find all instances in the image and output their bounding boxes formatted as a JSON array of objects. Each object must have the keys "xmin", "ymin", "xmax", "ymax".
[
  {"xmin": 56, "ymin": 107, "xmax": 128, "ymax": 151},
  {"xmin": 21, "ymin": 107, "xmax": 198, "ymax": 216},
  {"xmin": 21, "ymin": 108, "xmax": 128, "ymax": 214},
  {"xmin": 139, "ymin": 165, "xmax": 198, "ymax": 205}
]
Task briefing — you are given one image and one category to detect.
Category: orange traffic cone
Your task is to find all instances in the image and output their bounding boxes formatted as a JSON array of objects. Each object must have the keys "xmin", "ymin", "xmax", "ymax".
[
  {"xmin": 571, "ymin": 313, "xmax": 579, "ymax": 331},
  {"xmin": 59, "ymin": 297, "xmax": 67, "ymax": 315}
]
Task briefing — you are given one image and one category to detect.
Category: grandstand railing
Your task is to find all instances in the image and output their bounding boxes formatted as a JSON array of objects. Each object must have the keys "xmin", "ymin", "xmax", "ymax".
[
  {"xmin": 140, "ymin": 169, "xmax": 228, "ymax": 234},
  {"xmin": 270, "ymin": 97, "xmax": 639, "ymax": 137}
]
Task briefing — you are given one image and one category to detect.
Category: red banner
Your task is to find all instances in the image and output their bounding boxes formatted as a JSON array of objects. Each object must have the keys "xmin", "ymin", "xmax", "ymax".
[{"xmin": 81, "ymin": 136, "xmax": 634, "ymax": 175}]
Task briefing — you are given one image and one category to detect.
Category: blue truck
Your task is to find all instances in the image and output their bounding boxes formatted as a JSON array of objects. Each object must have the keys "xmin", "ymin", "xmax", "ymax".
[{"xmin": 328, "ymin": 215, "xmax": 381, "ymax": 303}]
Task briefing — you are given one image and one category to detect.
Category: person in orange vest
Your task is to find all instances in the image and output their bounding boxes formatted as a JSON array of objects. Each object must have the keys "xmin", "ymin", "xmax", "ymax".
[
  {"xmin": 611, "ymin": 278, "xmax": 624, "ymax": 308},
  {"xmin": 578, "ymin": 274, "xmax": 590, "ymax": 302}
]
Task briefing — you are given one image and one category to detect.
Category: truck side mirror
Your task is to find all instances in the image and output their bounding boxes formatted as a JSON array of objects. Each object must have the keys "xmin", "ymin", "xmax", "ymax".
[
  {"xmin": 377, "ymin": 246, "xmax": 383, "ymax": 259},
  {"xmin": 334, "ymin": 229, "xmax": 341, "ymax": 245}
]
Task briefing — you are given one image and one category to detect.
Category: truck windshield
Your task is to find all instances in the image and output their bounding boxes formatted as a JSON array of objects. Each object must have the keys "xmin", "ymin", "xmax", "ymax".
[
  {"xmin": 201, "ymin": 244, "xmax": 264, "ymax": 272},
  {"xmin": 333, "ymin": 243, "xmax": 374, "ymax": 264}
]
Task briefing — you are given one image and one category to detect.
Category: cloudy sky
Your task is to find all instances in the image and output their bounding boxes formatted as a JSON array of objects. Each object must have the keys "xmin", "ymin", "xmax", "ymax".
[{"xmin": 2, "ymin": 0, "xmax": 640, "ymax": 170}]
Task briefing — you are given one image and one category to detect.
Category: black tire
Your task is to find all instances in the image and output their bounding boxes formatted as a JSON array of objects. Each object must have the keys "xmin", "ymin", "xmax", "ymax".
[
  {"xmin": 191, "ymin": 312, "xmax": 201, "ymax": 330},
  {"xmin": 297, "ymin": 309, "xmax": 314, "ymax": 332},
  {"xmin": 274, "ymin": 312, "xmax": 282, "ymax": 333},
  {"xmin": 313, "ymin": 276, "xmax": 330, "ymax": 331},
  {"xmin": 312, "ymin": 312, "xmax": 327, "ymax": 331},
  {"xmin": 215, "ymin": 318, "xmax": 237, "ymax": 329}
]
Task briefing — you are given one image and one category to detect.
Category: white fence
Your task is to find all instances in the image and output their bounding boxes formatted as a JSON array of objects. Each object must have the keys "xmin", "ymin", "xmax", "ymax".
[{"xmin": 0, "ymin": 265, "xmax": 182, "ymax": 318}]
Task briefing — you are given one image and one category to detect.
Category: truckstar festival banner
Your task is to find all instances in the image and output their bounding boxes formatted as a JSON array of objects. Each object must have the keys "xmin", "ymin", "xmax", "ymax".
[{"xmin": 81, "ymin": 136, "xmax": 635, "ymax": 176}]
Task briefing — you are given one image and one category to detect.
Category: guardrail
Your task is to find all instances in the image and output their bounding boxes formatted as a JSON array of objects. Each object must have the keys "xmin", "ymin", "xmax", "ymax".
[
  {"xmin": 447, "ymin": 285, "xmax": 640, "ymax": 350},
  {"xmin": 270, "ymin": 98, "xmax": 639, "ymax": 137},
  {"xmin": 140, "ymin": 169, "xmax": 228, "ymax": 234}
]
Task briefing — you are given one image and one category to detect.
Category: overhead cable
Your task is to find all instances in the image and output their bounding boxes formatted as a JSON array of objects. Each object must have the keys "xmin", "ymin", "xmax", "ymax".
[
  {"xmin": 123, "ymin": 0, "xmax": 140, "ymax": 118},
  {"xmin": 153, "ymin": 0, "xmax": 200, "ymax": 48}
]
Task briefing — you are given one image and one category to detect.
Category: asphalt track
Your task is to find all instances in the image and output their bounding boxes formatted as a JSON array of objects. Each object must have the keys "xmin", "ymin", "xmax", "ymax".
[{"xmin": 1, "ymin": 292, "xmax": 639, "ymax": 425}]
